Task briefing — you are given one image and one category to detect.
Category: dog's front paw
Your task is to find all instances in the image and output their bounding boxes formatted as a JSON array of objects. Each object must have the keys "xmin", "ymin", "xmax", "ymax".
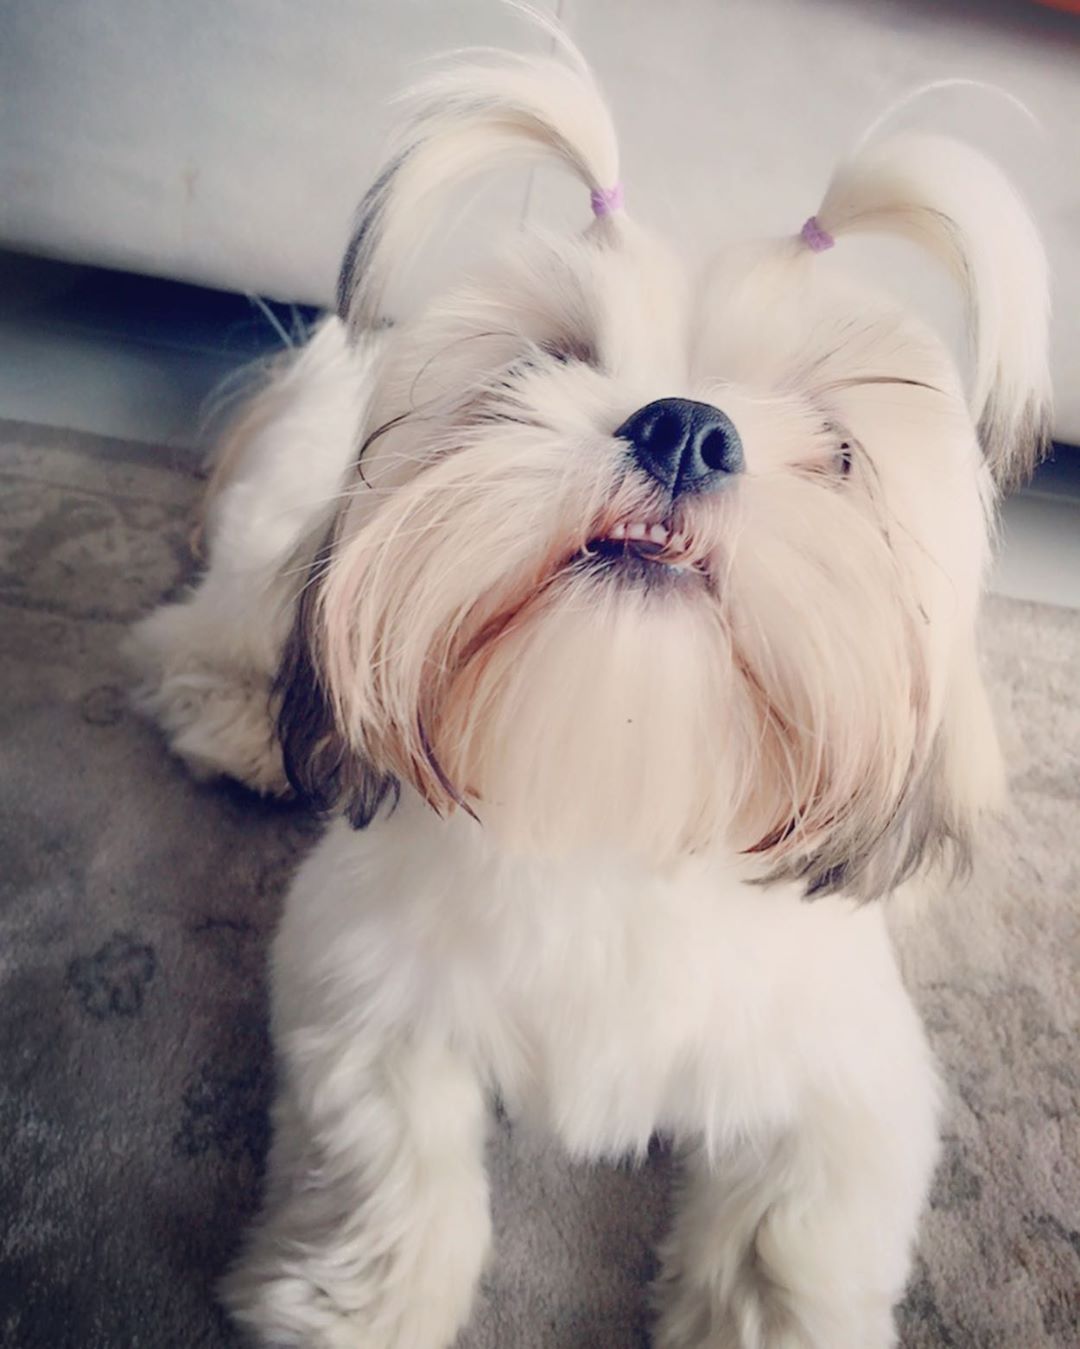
[
  {"xmin": 221, "ymin": 1246, "xmax": 475, "ymax": 1349},
  {"xmin": 653, "ymin": 1274, "xmax": 896, "ymax": 1349},
  {"xmin": 652, "ymin": 1281, "xmax": 747, "ymax": 1349},
  {"xmin": 221, "ymin": 1259, "xmax": 362, "ymax": 1349}
]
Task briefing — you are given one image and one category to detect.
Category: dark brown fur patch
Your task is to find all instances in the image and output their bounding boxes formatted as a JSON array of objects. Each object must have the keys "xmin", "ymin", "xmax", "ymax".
[
  {"xmin": 275, "ymin": 540, "xmax": 398, "ymax": 829},
  {"xmin": 778, "ymin": 733, "xmax": 974, "ymax": 903}
]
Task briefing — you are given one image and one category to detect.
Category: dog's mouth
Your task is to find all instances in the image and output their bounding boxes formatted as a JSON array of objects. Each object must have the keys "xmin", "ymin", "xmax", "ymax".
[{"xmin": 579, "ymin": 520, "xmax": 702, "ymax": 577}]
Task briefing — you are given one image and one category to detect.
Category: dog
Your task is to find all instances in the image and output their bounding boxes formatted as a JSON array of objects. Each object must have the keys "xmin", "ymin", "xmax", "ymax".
[{"xmin": 128, "ymin": 25, "xmax": 1050, "ymax": 1349}]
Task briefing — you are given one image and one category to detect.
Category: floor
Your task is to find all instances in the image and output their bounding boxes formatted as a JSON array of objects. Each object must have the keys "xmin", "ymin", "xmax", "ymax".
[{"xmin": 2, "ymin": 248, "xmax": 1078, "ymax": 610}]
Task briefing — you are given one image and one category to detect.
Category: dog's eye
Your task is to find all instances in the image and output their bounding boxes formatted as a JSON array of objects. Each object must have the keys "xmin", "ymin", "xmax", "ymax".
[
  {"xmin": 540, "ymin": 337, "xmax": 597, "ymax": 367},
  {"xmin": 810, "ymin": 423, "xmax": 859, "ymax": 481},
  {"xmin": 501, "ymin": 338, "xmax": 596, "ymax": 384},
  {"xmin": 802, "ymin": 434, "xmax": 858, "ymax": 482}
]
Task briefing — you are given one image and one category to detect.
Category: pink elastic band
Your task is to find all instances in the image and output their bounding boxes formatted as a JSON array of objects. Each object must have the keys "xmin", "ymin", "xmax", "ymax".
[
  {"xmin": 800, "ymin": 216, "xmax": 835, "ymax": 253},
  {"xmin": 590, "ymin": 183, "xmax": 624, "ymax": 218}
]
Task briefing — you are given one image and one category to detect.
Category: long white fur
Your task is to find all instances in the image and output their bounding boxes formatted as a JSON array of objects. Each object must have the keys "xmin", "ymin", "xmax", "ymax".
[
  {"xmin": 338, "ymin": 41, "xmax": 622, "ymax": 331},
  {"xmin": 813, "ymin": 131, "xmax": 1052, "ymax": 484},
  {"xmin": 128, "ymin": 25, "xmax": 1050, "ymax": 1349},
  {"xmin": 126, "ymin": 321, "xmax": 377, "ymax": 793}
]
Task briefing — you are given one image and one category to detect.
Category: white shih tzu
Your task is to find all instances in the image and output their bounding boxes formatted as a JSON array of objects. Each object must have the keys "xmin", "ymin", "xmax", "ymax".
[{"xmin": 129, "ymin": 28, "xmax": 1050, "ymax": 1349}]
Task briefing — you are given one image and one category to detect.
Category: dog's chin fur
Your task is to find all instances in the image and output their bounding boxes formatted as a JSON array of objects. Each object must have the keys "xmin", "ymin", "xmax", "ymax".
[{"xmin": 128, "ymin": 25, "xmax": 1049, "ymax": 1349}]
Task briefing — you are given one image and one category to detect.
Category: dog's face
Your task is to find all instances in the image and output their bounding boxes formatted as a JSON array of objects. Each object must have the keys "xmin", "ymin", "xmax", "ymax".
[{"xmin": 281, "ymin": 51, "xmax": 1050, "ymax": 896}]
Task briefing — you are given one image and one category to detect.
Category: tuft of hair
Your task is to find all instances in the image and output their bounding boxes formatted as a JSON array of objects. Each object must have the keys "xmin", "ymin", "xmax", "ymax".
[
  {"xmin": 336, "ymin": 30, "xmax": 621, "ymax": 331},
  {"xmin": 811, "ymin": 132, "xmax": 1052, "ymax": 490},
  {"xmin": 275, "ymin": 536, "xmax": 400, "ymax": 829}
]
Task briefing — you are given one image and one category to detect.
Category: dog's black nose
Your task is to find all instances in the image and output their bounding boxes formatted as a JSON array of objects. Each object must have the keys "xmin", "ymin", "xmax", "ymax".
[{"xmin": 615, "ymin": 398, "xmax": 744, "ymax": 495}]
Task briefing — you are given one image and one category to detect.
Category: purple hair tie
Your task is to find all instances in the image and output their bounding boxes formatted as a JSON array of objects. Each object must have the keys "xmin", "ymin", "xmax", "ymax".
[
  {"xmin": 799, "ymin": 215, "xmax": 835, "ymax": 253},
  {"xmin": 590, "ymin": 183, "xmax": 624, "ymax": 218}
]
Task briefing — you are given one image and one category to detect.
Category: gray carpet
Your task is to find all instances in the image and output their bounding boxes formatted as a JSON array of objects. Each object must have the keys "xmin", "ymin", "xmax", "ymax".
[{"xmin": 1, "ymin": 417, "xmax": 1077, "ymax": 1348}]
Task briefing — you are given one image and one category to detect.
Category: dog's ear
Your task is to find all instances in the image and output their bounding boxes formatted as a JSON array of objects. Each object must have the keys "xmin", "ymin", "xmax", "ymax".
[
  {"xmin": 787, "ymin": 637, "xmax": 1004, "ymax": 902},
  {"xmin": 275, "ymin": 540, "xmax": 399, "ymax": 828},
  {"xmin": 811, "ymin": 132, "xmax": 1052, "ymax": 489},
  {"xmin": 337, "ymin": 30, "xmax": 622, "ymax": 331}
]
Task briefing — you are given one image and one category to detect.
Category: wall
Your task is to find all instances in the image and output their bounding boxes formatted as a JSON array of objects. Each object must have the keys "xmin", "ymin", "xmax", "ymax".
[{"xmin": 2, "ymin": 0, "xmax": 1078, "ymax": 436}]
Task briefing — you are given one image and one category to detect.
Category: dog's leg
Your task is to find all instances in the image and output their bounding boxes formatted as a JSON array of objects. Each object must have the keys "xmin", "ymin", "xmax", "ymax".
[
  {"xmin": 653, "ymin": 993, "xmax": 939, "ymax": 1349},
  {"xmin": 221, "ymin": 1031, "xmax": 491, "ymax": 1349},
  {"xmin": 222, "ymin": 822, "xmax": 491, "ymax": 1349},
  {"xmin": 127, "ymin": 317, "xmax": 369, "ymax": 794}
]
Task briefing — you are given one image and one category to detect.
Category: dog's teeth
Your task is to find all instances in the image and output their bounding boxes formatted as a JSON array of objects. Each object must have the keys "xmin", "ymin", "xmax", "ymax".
[
  {"xmin": 610, "ymin": 521, "xmax": 626, "ymax": 540},
  {"xmin": 649, "ymin": 524, "xmax": 669, "ymax": 545},
  {"xmin": 627, "ymin": 522, "xmax": 648, "ymax": 540}
]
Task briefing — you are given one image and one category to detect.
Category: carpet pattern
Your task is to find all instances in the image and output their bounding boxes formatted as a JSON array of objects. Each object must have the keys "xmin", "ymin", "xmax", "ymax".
[{"xmin": 0, "ymin": 418, "xmax": 1077, "ymax": 1348}]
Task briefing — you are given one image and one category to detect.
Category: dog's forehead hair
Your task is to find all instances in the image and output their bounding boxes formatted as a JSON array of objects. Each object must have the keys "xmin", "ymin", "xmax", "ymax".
[
  {"xmin": 462, "ymin": 227, "xmax": 935, "ymax": 414},
  {"xmin": 431, "ymin": 224, "xmax": 689, "ymax": 385}
]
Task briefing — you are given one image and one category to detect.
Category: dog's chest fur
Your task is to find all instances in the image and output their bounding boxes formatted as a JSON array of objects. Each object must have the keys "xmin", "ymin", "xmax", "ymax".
[{"xmin": 279, "ymin": 794, "xmax": 902, "ymax": 1160}]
